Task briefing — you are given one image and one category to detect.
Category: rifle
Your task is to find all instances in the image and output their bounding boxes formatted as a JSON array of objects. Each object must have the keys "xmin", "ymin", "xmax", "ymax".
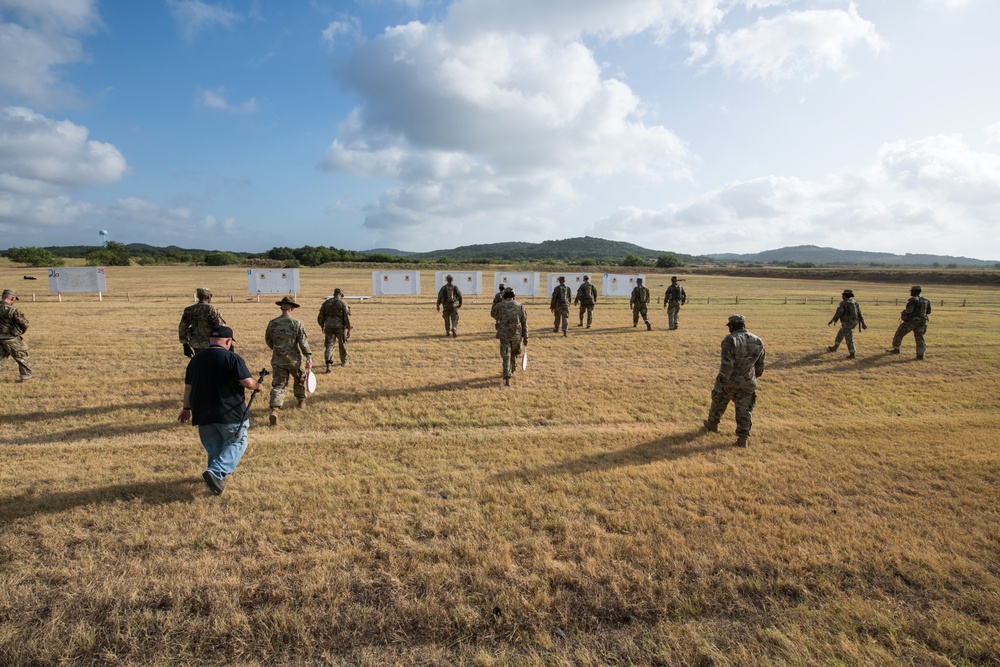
[{"xmin": 242, "ymin": 368, "xmax": 269, "ymax": 423}]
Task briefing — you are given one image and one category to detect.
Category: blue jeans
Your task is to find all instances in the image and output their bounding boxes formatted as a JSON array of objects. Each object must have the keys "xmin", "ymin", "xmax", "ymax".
[{"xmin": 197, "ymin": 420, "xmax": 249, "ymax": 478}]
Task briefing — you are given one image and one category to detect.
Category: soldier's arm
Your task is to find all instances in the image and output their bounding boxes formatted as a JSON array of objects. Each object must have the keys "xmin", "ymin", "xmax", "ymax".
[
  {"xmin": 343, "ymin": 304, "xmax": 352, "ymax": 330},
  {"xmin": 213, "ymin": 307, "xmax": 225, "ymax": 326},
  {"xmin": 717, "ymin": 338, "xmax": 735, "ymax": 383},
  {"xmin": 755, "ymin": 346, "xmax": 766, "ymax": 378},
  {"xmin": 456, "ymin": 288, "xmax": 463, "ymax": 306},
  {"xmin": 178, "ymin": 314, "xmax": 190, "ymax": 343},
  {"xmin": 925, "ymin": 299, "xmax": 932, "ymax": 316},
  {"xmin": 264, "ymin": 325, "xmax": 274, "ymax": 350}
]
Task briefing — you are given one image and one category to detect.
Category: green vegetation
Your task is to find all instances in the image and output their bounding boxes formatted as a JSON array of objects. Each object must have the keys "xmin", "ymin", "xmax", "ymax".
[
  {"xmin": 655, "ymin": 252, "xmax": 685, "ymax": 268},
  {"xmin": 85, "ymin": 241, "xmax": 131, "ymax": 266},
  {"xmin": 4, "ymin": 246, "xmax": 64, "ymax": 267},
  {"xmin": 203, "ymin": 251, "xmax": 241, "ymax": 266}
]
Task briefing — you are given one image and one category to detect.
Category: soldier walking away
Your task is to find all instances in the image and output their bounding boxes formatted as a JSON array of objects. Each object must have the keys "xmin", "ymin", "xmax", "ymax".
[
  {"xmin": 630, "ymin": 278, "xmax": 652, "ymax": 330},
  {"xmin": 575, "ymin": 275, "xmax": 598, "ymax": 328},
  {"xmin": 703, "ymin": 314, "xmax": 766, "ymax": 448},
  {"xmin": 0, "ymin": 289, "xmax": 32, "ymax": 381},
  {"xmin": 827, "ymin": 289, "xmax": 867, "ymax": 359},
  {"xmin": 888, "ymin": 285, "xmax": 932, "ymax": 359},
  {"xmin": 663, "ymin": 276, "xmax": 686, "ymax": 330},
  {"xmin": 265, "ymin": 296, "xmax": 312, "ymax": 425},
  {"xmin": 178, "ymin": 326, "xmax": 262, "ymax": 495},
  {"xmin": 491, "ymin": 288, "xmax": 528, "ymax": 386},
  {"xmin": 317, "ymin": 288, "xmax": 352, "ymax": 372},
  {"xmin": 493, "ymin": 283, "xmax": 507, "ymax": 305},
  {"xmin": 550, "ymin": 276, "xmax": 572, "ymax": 336},
  {"xmin": 178, "ymin": 287, "xmax": 226, "ymax": 357},
  {"xmin": 437, "ymin": 275, "xmax": 463, "ymax": 337}
]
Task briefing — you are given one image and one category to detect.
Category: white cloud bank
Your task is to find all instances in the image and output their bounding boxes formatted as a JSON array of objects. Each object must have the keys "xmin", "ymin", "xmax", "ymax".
[
  {"xmin": 321, "ymin": 0, "xmax": 889, "ymax": 248},
  {"xmin": 166, "ymin": 0, "xmax": 239, "ymax": 41}
]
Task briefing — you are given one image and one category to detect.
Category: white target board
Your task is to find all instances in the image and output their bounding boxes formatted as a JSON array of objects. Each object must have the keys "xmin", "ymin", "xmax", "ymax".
[
  {"xmin": 434, "ymin": 271, "xmax": 483, "ymax": 295},
  {"xmin": 372, "ymin": 271, "xmax": 420, "ymax": 296},
  {"xmin": 546, "ymin": 273, "xmax": 590, "ymax": 295},
  {"xmin": 492, "ymin": 272, "xmax": 541, "ymax": 297},
  {"xmin": 603, "ymin": 273, "xmax": 646, "ymax": 297},
  {"xmin": 48, "ymin": 267, "xmax": 107, "ymax": 294},
  {"xmin": 247, "ymin": 269, "xmax": 300, "ymax": 295}
]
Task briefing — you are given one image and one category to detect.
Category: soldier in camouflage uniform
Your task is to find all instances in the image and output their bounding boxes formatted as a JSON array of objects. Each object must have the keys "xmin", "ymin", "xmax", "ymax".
[
  {"xmin": 265, "ymin": 296, "xmax": 312, "ymax": 425},
  {"xmin": 663, "ymin": 276, "xmax": 686, "ymax": 330},
  {"xmin": 178, "ymin": 287, "xmax": 226, "ymax": 357},
  {"xmin": 0, "ymin": 289, "xmax": 32, "ymax": 381},
  {"xmin": 703, "ymin": 314, "xmax": 766, "ymax": 448},
  {"xmin": 317, "ymin": 288, "xmax": 352, "ymax": 371},
  {"xmin": 827, "ymin": 289, "xmax": 867, "ymax": 359},
  {"xmin": 550, "ymin": 276, "xmax": 571, "ymax": 336},
  {"xmin": 574, "ymin": 275, "xmax": 597, "ymax": 328},
  {"xmin": 630, "ymin": 278, "xmax": 651, "ymax": 330},
  {"xmin": 490, "ymin": 288, "xmax": 528, "ymax": 386},
  {"xmin": 493, "ymin": 283, "xmax": 506, "ymax": 305},
  {"xmin": 436, "ymin": 275, "xmax": 463, "ymax": 337},
  {"xmin": 888, "ymin": 285, "xmax": 932, "ymax": 359}
]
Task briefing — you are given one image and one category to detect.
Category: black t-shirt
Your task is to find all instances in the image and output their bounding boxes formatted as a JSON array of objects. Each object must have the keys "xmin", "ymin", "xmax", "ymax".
[{"xmin": 184, "ymin": 346, "xmax": 252, "ymax": 425}]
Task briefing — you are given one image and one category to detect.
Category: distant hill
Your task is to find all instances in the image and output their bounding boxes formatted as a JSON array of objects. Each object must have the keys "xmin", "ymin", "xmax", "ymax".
[
  {"xmin": 368, "ymin": 236, "xmax": 696, "ymax": 263},
  {"xmin": 707, "ymin": 245, "xmax": 997, "ymax": 267}
]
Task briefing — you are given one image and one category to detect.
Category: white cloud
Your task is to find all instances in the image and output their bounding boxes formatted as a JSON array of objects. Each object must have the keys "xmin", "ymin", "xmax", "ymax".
[
  {"xmin": 321, "ymin": 15, "xmax": 361, "ymax": 49},
  {"xmin": 985, "ymin": 121, "xmax": 1000, "ymax": 146},
  {"xmin": 108, "ymin": 196, "xmax": 237, "ymax": 236},
  {"xmin": 0, "ymin": 0, "xmax": 99, "ymax": 106},
  {"xmin": 589, "ymin": 133, "xmax": 1000, "ymax": 257},
  {"xmin": 166, "ymin": 0, "xmax": 239, "ymax": 41},
  {"xmin": 324, "ymin": 20, "xmax": 691, "ymax": 237},
  {"xmin": 201, "ymin": 88, "xmax": 257, "ymax": 112},
  {"xmin": 710, "ymin": 3, "xmax": 883, "ymax": 83}
]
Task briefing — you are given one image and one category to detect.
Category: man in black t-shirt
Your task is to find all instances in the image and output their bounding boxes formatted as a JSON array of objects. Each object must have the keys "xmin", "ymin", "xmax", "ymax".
[{"xmin": 178, "ymin": 326, "xmax": 262, "ymax": 495}]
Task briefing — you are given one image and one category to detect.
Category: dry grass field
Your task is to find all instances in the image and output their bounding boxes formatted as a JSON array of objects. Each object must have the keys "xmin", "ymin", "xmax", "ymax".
[{"xmin": 1, "ymin": 263, "xmax": 998, "ymax": 666}]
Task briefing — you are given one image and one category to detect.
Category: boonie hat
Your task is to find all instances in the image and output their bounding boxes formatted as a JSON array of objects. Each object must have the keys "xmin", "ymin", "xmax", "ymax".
[
  {"xmin": 842, "ymin": 289, "xmax": 854, "ymax": 298},
  {"xmin": 209, "ymin": 325, "xmax": 235, "ymax": 340},
  {"xmin": 727, "ymin": 314, "xmax": 745, "ymax": 327}
]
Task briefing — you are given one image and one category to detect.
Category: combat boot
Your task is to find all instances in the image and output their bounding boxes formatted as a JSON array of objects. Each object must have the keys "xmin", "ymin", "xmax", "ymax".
[
  {"xmin": 503, "ymin": 377, "xmax": 510, "ymax": 386},
  {"xmin": 326, "ymin": 361, "xmax": 333, "ymax": 374},
  {"xmin": 886, "ymin": 348, "xmax": 900, "ymax": 354},
  {"xmin": 736, "ymin": 435, "xmax": 749, "ymax": 448},
  {"xmin": 827, "ymin": 345, "xmax": 838, "ymax": 352},
  {"xmin": 848, "ymin": 351, "xmax": 856, "ymax": 359},
  {"xmin": 269, "ymin": 408, "xmax": 278, "ymax": 426},
  {"xmin": 646, "ymin": 321, "xmax": 652, "ymax": 331},
  {"xmin": 702, "ymin": 420, "xmax": 719, "ymax": 433},
  {"xmin": 297, "ymin": 398, "xmax": 306, "ymax": 409},
  {"xmin": 916, "ymin": 354, "xmax": 924, "ymax": 360}
]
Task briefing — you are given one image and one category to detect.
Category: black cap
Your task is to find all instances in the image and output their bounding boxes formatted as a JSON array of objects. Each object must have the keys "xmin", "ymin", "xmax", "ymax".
[
  {"xmin": 503, "ymin": 288, "xmax": 515, "ymax": 299},
  {"xmin": 209, "ymin": 325, "xmax": 235, "ymax": 340}
]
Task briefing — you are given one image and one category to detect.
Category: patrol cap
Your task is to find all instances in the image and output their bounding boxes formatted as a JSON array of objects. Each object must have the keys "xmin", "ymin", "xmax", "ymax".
[
  {"xmin": 842, "ymin": 289, "xmax": 854, "ymax": 298},
  {"xmin": 557, "ymin": 276, "xmax": 565, "ymax": 282},
  {"xmin": 671, "ymin": 276, "xmax": 678, "ymax": 282},
  {"xmin": 333, "ymin": 288, "xmax": 343, "ymax": 296},
  {"xmin": 503, "ymin": 288, "xmax": 515, "ymax": 299},
  {"xmin": 196, "ymin": 287, "xmax": 212, "ymax": 298},
  {"xmin": 636, "ymin": 277, "xmax": 643, "ymax": 283},
  {"xmin": 445, "ymin": 274, "xmax": 453, "ymax": 281},
  {"xmin": 911, "ymin": 285, "xmax": 922, "ymax": 294},
  {"xmin": 208, "ymin": 325, "xmax": 235, "ymax": 340},
  {"xmin": 2, "ymin": 289, "xmax": 17, "ymax": 301},
  {"xmin": 583, "ymin": 275, "xmax": 589, "ymax": 280},
  {"xmin": 275, "ymin": 296, "xmax": 300, "ymax": 308},
  {"xmin": 727, "ymin": 314, "xmax": 745, "ymax": 327}
]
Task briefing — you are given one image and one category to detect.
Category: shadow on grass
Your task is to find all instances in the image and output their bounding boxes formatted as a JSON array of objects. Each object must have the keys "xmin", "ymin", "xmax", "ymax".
[
  {"xmin": 10, "ymin": 397, "xmax": 179, "ymax": 424},
  {"xmin": 307, "ymin": 375, "xmax": 501, "ymax": 405},
  {"xmin": 0, "ymin": 419, "xmax": 178, "ymax": 446},
  {"xmin": 0, "ymin": 477, "xmax": 198, "ymax": 524},
  {"xmin": 492, "ymin": 428, "xmax": 725, "ymax": 481}
]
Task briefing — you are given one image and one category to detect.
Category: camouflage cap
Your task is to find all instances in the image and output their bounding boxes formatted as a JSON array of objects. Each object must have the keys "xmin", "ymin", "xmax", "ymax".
[
  {"xmin": 2, "ymin": 288, "xmax": 17, "ymax": 301},
  {"xmin": 636, "ymin": 277, "xmax": 643, "ymax": 283},
  {"xmin": 727, "ymin": 314, "xmax": 746, "ymax": 327},
  {"xmin": 196, "ymin": 287, "xmax": 212, "ymax": 298},
  {"xmin": 445, "ymin": 274, "xmax": 453, "ymax": 281},
  {"xmin": 275, "ymin": 296, "xmax": 300, "ymax": 308},
  {"xmin": 583, "ymin": 275, "xmax": 589, "ymax": 280},
  {"xmin": 503, "ymin": 288, "xmax": 515, "ymax": 299},
  {"xmin": 333, "ymin": 288, "xmax": 343, "ymax": 296},
  {"xmin": 671, "ymin": 276, "xmax": 678, "ymax": 282},
  {"xmin": 910, "ymin": 285, "xmax": 922, "ymax": 294},
  {"xmin": 842, "ymin": 289, "xmax": 854, "ymax": 298}
]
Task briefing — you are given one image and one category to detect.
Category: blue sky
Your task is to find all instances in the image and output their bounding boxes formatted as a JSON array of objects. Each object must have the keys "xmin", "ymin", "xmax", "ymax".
[{"xmin": 1, "ymin": 0, "xmax": 998, "ymax": 259}]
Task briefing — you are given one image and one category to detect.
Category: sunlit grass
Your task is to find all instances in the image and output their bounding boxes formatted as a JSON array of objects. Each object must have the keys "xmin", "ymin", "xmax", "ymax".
[{"xmin": 1, "ymin": 265, "xmax": 998, "ymax": 665}]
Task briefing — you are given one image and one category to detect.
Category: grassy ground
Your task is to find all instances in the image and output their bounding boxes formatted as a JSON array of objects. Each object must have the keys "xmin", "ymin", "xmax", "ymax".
[{"xmin": 1, "ymin": 265, "xmax": 998, "ymax": 666}]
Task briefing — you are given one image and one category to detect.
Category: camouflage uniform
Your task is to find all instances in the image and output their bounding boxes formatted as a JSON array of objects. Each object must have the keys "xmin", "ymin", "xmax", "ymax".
[
  {"xmin": 436, "ymin": 279, "xmax": 463, "ymax": 336},
  {"xmin": 550, "ymin": 279, "xmax": 572, "ymax": 334},
  {"xmin": 575, "ymin": 278, "xmax": 597, "ymax": 328},
  {"xmin": 890, "ymin": 287, "xmax": 932, "ymax": 359},
  {"xmin": 828, "ymin": 292, "xmax": 866, "ymax": 356},
  {"xmin": 493, "ymin": 285, "xmax": 506, "ymax": 305},
  {"xmin": 0, "ymin": 289, "xmax": 32, "ymax": 380},
  {"xmin": 317, "ymin": 293, "xmax": 351, "ymax": 367},
  {"xmin": 491, "ymin": 293, "xmax": 528, "ymax": 381},
  {"xmin": 265, "ymin": 309, "xmax": 312, "ymax": 409},
  {"xmin": 705, "ymin": 315, "xmax": 766, "ymax": 445},
  {"xmin": 178, "ymin": 289, "xmax": 225, "ymax": 355},
  {"xmin": 630, "ymin": 281, "xmax": 651, "ymax": 329},
  {"xmin": 663, "ymin": 279, "xmax": 686, "ymax": 330}
]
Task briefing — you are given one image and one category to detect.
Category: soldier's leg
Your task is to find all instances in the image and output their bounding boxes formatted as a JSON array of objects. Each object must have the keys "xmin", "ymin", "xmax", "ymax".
[
  {"xmin": 578, "ymin": 304, "xmax": 585, "ymax": 326},
  {"xmin": 324, "ymin": 330, "xmax": 337, "ymax": 366},
  {"xmin": 451, "ymin": 309, "xmax": 459, "ymax": 335},
  {"xmin": 500, "ymin": 339, "xmax": 512, "ymax": 378},
  {"xmin": 0, "ymin": 340, "xmax": 10, "ymax": 372},
  {"xmin": 443, "ymin": 310, "xmax": 452, "ymax": 335},
  {"xmin": 336, "ymin": 330, "xmax": 348, "ymax": 364},
  {"xmin": 733, "ymin": 389, "xmax": 756, "ymax": 437},
  {"xmin": 706, "ymin": 387, "xmax": 730, "ymax": 428},
  {"xmin": 269, "ymin": 365, "xmax": 290, "ymax": 408},
  {"xmin": 291, "ymin": 364, "xmax": 307, "ymax": 401},
  {"xmin": 830, "ymin": 327, "xmax": 844, "ymax": 350},
  {"xmin": 511, "ymin": 339, "xmax": 522, "ymax": 375},
  {"xmin": 667, "ymin": 304, "xmax": 677, "ymax": 328},
  {"xmin": 913, "ymin": 323, "xmax": 927, "ymax": 358},
  {"xmin": 561, "ymin": 307, "xmax": 569, "ymax": 333},
  {"xmin": 843, "ymin": 325, "xmax": 856, "ymax": 354},
  {"xmin": 890, "ymin": 321, "xmax": 915, "ymax": 351},
  {"xmin": 5, "ymin": 339, "xmax": 31, "ymax": 379},
  {"xmin": 641, "ymin": 305, "xmax": 651, "ymax": 329},
  {"xmin": 553, "ymin": 311, "xmax": 560, "ymax": 332}
]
